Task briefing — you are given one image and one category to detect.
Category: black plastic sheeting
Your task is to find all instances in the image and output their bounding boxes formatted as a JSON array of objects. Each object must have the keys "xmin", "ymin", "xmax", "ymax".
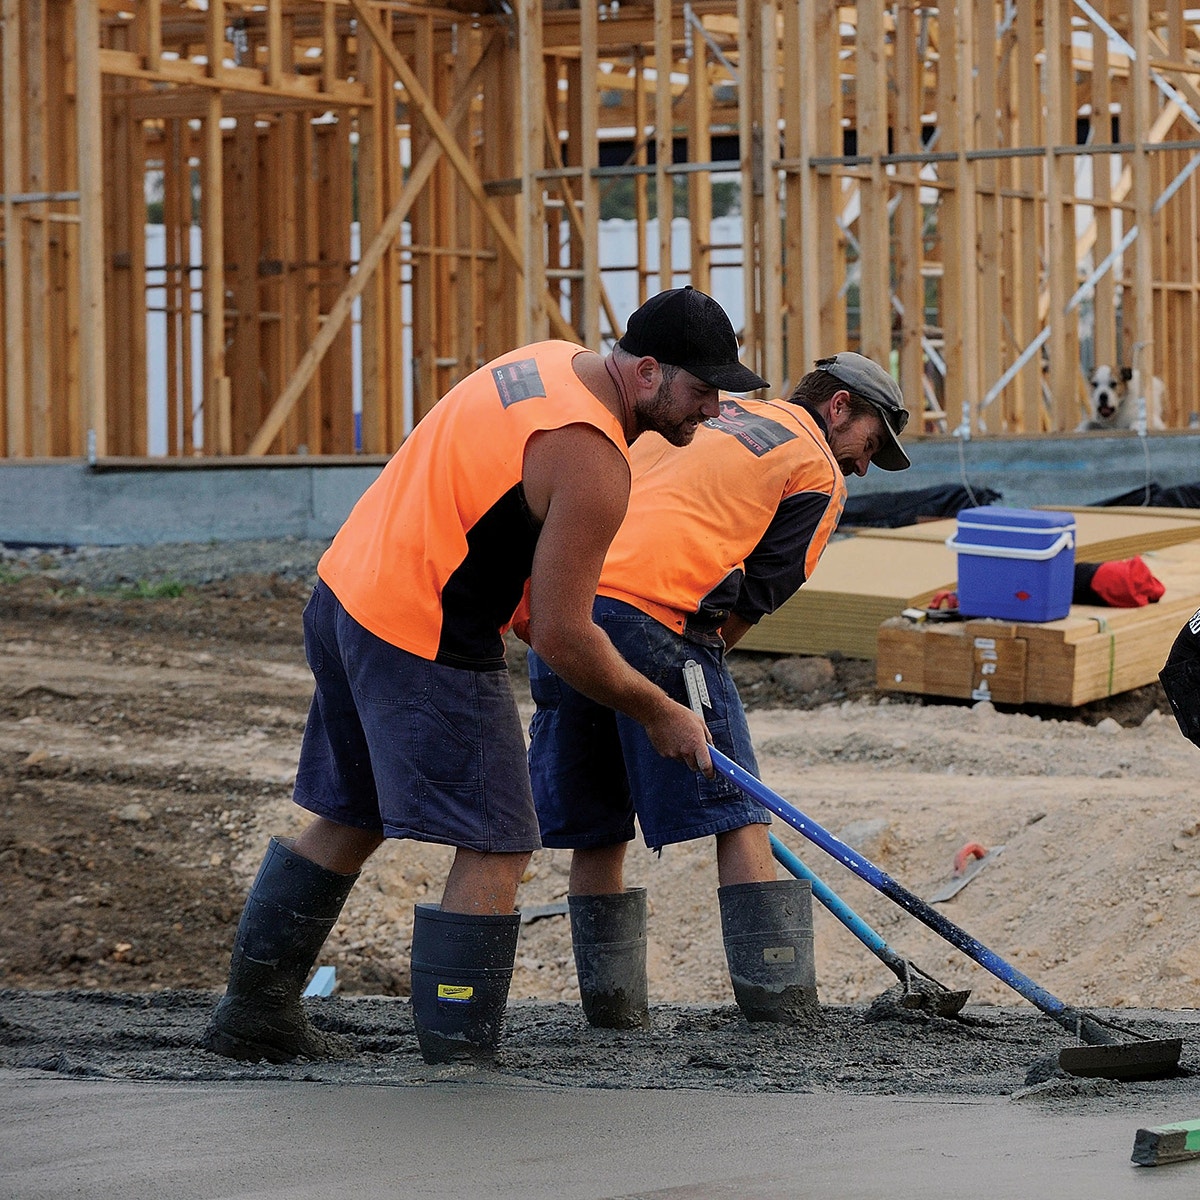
[
  {"xmin": 1094, "ymin": 481, "xmax": 1200, "ymax": 508},
  {"xmin": 841, "ymin": 483, "xmax": 1003, "ymax": 528},
  {"xmin": 842, "ymin": 480, "xmax": 1200, "ymax": 528}
]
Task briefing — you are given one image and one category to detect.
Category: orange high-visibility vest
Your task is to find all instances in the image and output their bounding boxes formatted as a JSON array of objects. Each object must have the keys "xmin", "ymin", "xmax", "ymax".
[
  {"xmin": 597, "ymin": 397, "xmax": 845, "ymax": 639},
  {"xmin": 319, "ymin": 341, "xmax": 627, "ymax": 669}
]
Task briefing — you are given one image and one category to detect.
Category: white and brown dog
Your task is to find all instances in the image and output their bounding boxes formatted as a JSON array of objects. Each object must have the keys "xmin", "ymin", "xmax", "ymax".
[{"xmin": 1081, "ymin": 364, "xmax": 1167, "ymax": 431}]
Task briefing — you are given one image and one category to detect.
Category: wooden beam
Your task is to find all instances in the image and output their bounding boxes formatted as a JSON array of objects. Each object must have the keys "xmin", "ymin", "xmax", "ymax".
[
  {"xmin": 654, "ymin": 0, "xmax": 672, "ymax": 289},
  {"xmin": 355, "ymin": 1, "xmax": 383, "ymax": 452},
  {"xmin": 1045, "ymin": 0, "xmax": 1074, "ymax": 431},
  {"xmin": 1131, "ymin": 0, "xmax": 1156, "ymax": 412},
  {"xmin": 578, "ymin": 1, "xmax": 601, "ymax": 346},
  {"xmin": 246, "ymin": 41, "xmax": 496, "ymax": 456},
  {"xmin": 206, "ymin": 0, "xmax": 225, "ymax": 81},
  {"xmin": 3, "ymin": 0, "xmax": 27, "ymax": 454},
  {"xmin": 758, "ymin": 1, "xmax": 781, "ymax": 391},
  {"xmin": 202, "ymin": 89, "xmax": 230, "ymax": 453},
  {"xmin": 26, "ymin": 0, "xmax": 49, "ymax": 455},
  {"xmin": 856, "ymin": 0, "xmax": 889, "ymax": 369},
  {"xmin": 141, "ymin": 0, "xmax": 162, "ymax": 73},
  {"xmin": 543, "ymin": 96, "xmax": 618, "ymax": 341},
  {"xmin": 75, "ymin": 0, "xmax": 106, "ymax": 458},
  {"xmin": 688, "ymin": 22, "xmax": 714, "ymax": 301},
  {"xmin": 975, "ymin": 0, "xmax": 1000, "ymax": 434},
  {"xmin": 518, "ymin": 0, "xmax": 547, "ymax": 341},
  {"xmin": 348, "ymin": 0, "xmax": 574, "ymax": 341},
  {"xmin": 737, "ymin": 0, "xmax": 759, "ymax": 369},
  {"xmin": 893, "ymin": 0, "xmax": 924, "ymax": 430},
  {"xmin": 814, "ymin": 1, "xmax": 845, "ymax": 354},
  {"xmin": 633, "ymin": 48, "xmax": 649, "ymax": 309},
  {"xmin": 1091, "ymin": 1, "xmax": 1116, "ymax": 375},
  {"xmin": 266, "ymin": 0, "xmax": 283, "ymax": 88},
  {"xmin": 410, "ymin": 12, "xmax": 437, "ymax": 420},
  {"xmin": 793, "ymin": 0, "xmax": 822, "ymax": 370},
  {"xmin": 1014, "ymin": 0, "xmax": 1041, "ymax": 433}
]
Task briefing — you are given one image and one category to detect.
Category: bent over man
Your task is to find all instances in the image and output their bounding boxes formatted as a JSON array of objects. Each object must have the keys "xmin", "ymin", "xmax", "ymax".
[
  {"xmin": 527, "ymin": 353, "xmax": 910, "ymax": 1028},
  {"xmin": 200, "ymin": 287, "xmax": 769, "ymax": 1065}
]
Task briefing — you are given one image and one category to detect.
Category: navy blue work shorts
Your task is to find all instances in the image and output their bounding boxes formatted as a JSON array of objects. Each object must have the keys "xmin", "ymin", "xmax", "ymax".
[
  {"xmin": 293, "ymin": 581, "xmax": 541, "ymax": 853},
  {"xmin": 528, "ymin": 596, "xmax": 769, "ymax": 850}
]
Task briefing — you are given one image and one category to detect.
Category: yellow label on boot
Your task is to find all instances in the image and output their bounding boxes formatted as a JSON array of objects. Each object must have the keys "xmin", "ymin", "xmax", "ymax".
[{"xmin": 437, "ymin": 984, "xmax": 474, "ymax": 1003}]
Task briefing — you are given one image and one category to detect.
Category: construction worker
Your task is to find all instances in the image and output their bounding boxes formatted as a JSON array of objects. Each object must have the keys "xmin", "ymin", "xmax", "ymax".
[
  {"xmin": 200, "ymin": 287, "xmax": 769, "ymax": 1066},
  {"xmin": 526, "ymin": 353, "xmax": 910, "ymax": 1027},
  {"xmin": 1160, "ymin": 606, "xmax": 1200, "ymax": 749}
]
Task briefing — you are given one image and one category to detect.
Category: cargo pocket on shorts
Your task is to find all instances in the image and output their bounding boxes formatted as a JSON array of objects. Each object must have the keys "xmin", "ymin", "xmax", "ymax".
[
  {"xmin": 692, "ymin": 718, "xmax": 745, "ymax": 806},
  {"xmin": 409, "ymin": 671, "xmax": 487, "ymax": 845}
]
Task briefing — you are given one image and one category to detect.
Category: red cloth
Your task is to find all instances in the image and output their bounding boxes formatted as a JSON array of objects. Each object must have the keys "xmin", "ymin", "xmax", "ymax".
[{"xmin": 1090, "ymin": 556, "xmax": 1166, "ymax": 607}]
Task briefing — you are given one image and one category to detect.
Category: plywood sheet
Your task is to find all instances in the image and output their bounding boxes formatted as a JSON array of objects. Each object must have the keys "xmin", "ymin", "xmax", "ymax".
[
  {"xmin": 854, "ymin": 508, "xmax": 1200, "ymax": 560},
  {"xmin": 740, "ymin": 512, "xmax": 1200, "ymax": 662},
  {"xmin": 734, "ymin": 537, "xmax": 957, "ymax": 658}
]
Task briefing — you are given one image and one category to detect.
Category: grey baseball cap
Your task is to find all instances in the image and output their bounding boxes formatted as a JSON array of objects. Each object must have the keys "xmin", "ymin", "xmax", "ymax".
[{"xmin": 814, "ymin": 352, "xmax": 911, "ymax": 471}]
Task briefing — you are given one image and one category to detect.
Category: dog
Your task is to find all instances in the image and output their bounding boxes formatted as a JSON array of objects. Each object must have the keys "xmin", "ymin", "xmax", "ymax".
[{"xmin": 1081, "ymin": 364, "xmax": 1167, "ymax": 431}]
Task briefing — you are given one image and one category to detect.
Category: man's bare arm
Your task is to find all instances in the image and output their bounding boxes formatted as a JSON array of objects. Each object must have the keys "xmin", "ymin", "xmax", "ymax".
[{"xmin": 523, "ymin": 424, "xmax": 712, "ymax": 774}]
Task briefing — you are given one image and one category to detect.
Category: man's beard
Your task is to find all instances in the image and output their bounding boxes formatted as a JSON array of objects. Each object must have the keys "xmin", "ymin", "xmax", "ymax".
[{"xmin": 638, "ymin": 380, "xmax": 700, "ymax": 446}]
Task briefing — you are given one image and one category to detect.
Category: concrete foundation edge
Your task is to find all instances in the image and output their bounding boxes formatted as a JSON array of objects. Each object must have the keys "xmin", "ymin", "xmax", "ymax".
[{"xmin": 1, "ymin": 432, "xmax": 1197, "ymax": 547}]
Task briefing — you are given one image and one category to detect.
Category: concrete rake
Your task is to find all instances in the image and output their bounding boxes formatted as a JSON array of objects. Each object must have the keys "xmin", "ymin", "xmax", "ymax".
[{"xmin": 713, "ymin": 749, "xmax": 1182, "ymax": 1083}]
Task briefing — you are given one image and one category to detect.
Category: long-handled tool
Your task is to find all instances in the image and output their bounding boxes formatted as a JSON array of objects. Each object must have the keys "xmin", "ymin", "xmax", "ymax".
[
  {"xmin": 682, "ymin": 662, "xmax": 966, "ymax": 1016},
  {"xmin": 769, "ymin": 833, "xmax": 970, "ymax": 1018},
  {"xmin": 712, "ymin": 748, "xmax": 1182, "ymax": 1082}
]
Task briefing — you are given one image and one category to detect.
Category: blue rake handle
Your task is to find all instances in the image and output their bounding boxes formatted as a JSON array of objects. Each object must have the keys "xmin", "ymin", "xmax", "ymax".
[
  {"xmin": 768, "ymin": 833, "xmax": 948, "ymax": 990},
  {"xmin": 711, "ymin": 748, "xmax": 1115, "ymax": 1044}
]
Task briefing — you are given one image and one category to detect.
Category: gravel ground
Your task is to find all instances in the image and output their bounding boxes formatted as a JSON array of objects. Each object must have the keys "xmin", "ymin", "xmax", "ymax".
[
  {"xmin": 3, "ymin": 987, "xmax": 1197, "ymax": 1099},
  {"xmin": 2, "ymin": 535, "xmax": 1197, "ymax": 1103},
  {"xmin": 0, "ymin": 538, "xmax": 331, "ymax": 591}
]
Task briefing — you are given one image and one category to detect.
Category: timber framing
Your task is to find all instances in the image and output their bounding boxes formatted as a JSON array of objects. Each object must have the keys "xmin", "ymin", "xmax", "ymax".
[{"xmin": 4, "ymin": 2, "xmax": 1200, "ymax": 459}]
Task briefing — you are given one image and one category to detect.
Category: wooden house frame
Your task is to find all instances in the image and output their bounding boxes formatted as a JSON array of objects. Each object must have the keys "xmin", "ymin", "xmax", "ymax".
[{"xmin": 3, "ymin": 2, "xmax": 1200, "ymax": 460}]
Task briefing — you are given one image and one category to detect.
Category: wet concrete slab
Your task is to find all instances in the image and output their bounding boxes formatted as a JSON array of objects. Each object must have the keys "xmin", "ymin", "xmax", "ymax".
[{"xmin": 4, "ymin": 1071, "xmax": 1200, "ymax": 1200}]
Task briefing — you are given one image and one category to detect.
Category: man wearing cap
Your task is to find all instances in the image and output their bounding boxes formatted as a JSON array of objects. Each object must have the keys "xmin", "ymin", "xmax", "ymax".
[
  {"xmin": 200, "ymin": 286, "xmax": 768, "ymax": 1067},
  {"xmin": 526, "ymin": 352, "xmax": 910, "ymax": 1029}
]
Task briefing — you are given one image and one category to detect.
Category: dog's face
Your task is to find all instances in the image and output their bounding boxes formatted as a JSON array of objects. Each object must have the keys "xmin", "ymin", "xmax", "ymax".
[{"xmin": 1089, "ymin": 365, "xmax": 1133, "ymax": 422}]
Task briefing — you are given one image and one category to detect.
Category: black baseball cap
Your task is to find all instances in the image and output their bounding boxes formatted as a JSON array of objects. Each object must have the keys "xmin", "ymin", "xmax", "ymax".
[
  {"xmin": 814, "ymin": 352, "xmax": 911, "ymax": 471},
  {"xmin": 618, "ymin": 286, "xmax": 770, "ymax": 393}
]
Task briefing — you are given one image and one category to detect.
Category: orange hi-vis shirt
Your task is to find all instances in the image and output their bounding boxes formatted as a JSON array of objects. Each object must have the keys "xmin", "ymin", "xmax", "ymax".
[
  {"xmin": 597, "ymin": 397, "xmax": 846, "ymax": 642},
  {"xmin": 318, "ymin": 341, "xmax": 628, "ymax": 670}
]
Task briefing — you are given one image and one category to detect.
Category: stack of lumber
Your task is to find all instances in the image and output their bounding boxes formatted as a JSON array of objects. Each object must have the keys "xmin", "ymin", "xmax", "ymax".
[
  {"xmin": 734, "ymin": 536, "xmax": 956, "ymax": 659},
  {"xmin": 734, "ymin": 507, "xmax": 1200, "ymax": 705},
  {"xmin": 875, "ymin": 537, "xmax": 1200, "ymax": 706}
]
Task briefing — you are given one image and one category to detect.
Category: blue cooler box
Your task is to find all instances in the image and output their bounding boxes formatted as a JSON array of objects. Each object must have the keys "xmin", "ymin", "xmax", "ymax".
[{"xmin": 946, "ymin": 507, "xmax": 1076, "ymax": 622}]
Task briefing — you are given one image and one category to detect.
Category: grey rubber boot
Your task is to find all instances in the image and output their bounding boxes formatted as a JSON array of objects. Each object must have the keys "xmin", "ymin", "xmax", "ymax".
[
  {"xmin": 199, "ymin": 837, "xmax": 359, "ymax": 1063},
  {"xmin": 718, "ymin": 878, "xmax": 820, "ymax": 1024},
  {"xmin": 409, "ymin": 904, "xmax": 521, "ymax": 1065},
  {"xmin": 568, "ymin": 888, "xmax": 650, "ymax": 1030}
]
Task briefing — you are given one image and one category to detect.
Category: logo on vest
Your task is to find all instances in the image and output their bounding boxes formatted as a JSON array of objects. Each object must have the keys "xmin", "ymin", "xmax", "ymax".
[
  {"xmin": 707, "ymin": 399, "xmax": 796, "ymax": 456},
  {"xmin": 492, "ymin": 358, "xmax": 547, "ymax": 407}
]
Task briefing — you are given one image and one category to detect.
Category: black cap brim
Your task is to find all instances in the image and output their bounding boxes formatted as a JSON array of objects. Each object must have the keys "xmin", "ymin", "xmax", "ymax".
[
  {"xmin": 688, "ymin": 361, "xmax": 771, "ymax": 393},
  {"xmin": 871, "ymin": 415, "xmax": 911, "ymax": 471}
]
